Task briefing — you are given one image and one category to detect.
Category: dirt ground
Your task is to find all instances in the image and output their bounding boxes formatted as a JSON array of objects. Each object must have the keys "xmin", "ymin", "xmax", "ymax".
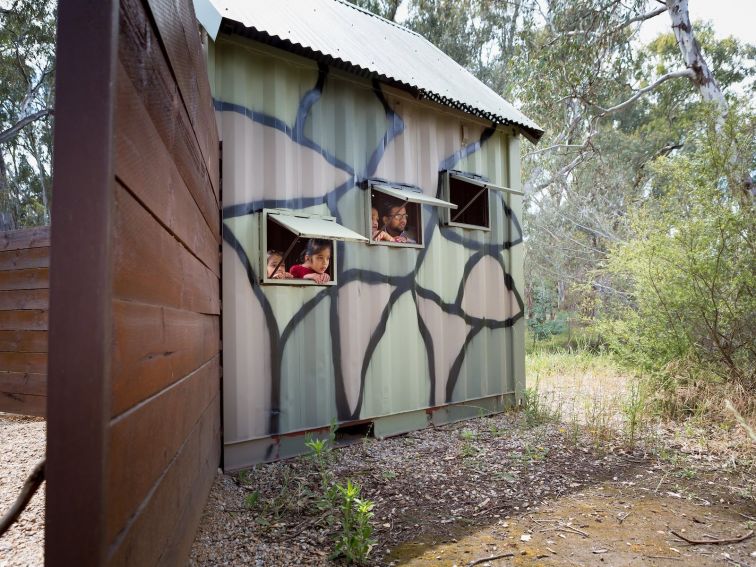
[
  {"xmin": 190, "ymin": 354, "xmax": 756, "ymax": 566},
  {"xmin": 190, "ymin": 407, "xmax": 755, "ymax": 566}
]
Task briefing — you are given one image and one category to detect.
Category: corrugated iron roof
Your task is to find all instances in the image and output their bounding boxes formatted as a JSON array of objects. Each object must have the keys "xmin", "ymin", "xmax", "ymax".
[{"xmin": 194, "ymin": 0, "xmax": 544, "ymax": 143}]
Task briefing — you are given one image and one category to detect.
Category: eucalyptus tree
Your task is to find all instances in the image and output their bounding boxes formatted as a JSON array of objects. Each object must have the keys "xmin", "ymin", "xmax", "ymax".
[{"xmin": 0, "ymin": 0, "xmax": 56, "ymax": 228}]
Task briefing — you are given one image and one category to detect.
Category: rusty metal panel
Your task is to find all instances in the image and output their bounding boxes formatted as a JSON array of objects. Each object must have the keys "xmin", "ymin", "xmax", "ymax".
[
  {"xmin": 215, "ymin": 36, "xmax": 526, "ymax": 463},
  {"xmin": 194, "ymin": 0, "xmax": 543, "ymax": 142}
]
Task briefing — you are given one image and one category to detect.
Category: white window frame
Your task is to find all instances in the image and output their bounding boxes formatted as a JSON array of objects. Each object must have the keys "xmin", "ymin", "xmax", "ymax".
[
  {"xmin": 366, "ymin": 180, "xmax": 456, "ymax": 249},
  {"xmin": 260, "ymin": 208, "xmax": 367, "ymax": 286},
  {"xmin": 441, "ymin": 170, "xmax": 524, "ymax": 231}
]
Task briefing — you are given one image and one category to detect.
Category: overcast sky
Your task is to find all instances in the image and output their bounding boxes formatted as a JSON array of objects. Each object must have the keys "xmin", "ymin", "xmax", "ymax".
[{"xmin": 638, "ymin": 0, "xmax": 756, "ymax": 44}]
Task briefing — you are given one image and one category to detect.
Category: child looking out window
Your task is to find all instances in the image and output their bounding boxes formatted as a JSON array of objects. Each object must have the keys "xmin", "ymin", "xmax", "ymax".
[
  {"xmin": 290, "ymin": 239, "xmax": 332, "ymax": 284},
  {"xmin": 266, "ymin": 250, "xmax": 293, "ymax": 280}
]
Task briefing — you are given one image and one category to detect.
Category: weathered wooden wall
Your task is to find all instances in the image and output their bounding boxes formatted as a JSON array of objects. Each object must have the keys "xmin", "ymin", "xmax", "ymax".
[
  {"xmin": 0, "ymin": 226, "xmax": 50, "ymax": 417},
  {"xmin": 46, "ymin": 0, "xmax": 221, "ymax": 565}
]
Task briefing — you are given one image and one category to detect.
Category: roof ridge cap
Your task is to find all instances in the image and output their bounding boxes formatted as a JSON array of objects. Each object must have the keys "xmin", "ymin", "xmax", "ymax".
[{"xmin": 331, "ymin": 0, "xmax": 425, "ymax": 39}]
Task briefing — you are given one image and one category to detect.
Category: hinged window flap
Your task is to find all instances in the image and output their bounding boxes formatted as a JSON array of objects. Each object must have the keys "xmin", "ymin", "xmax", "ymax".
[
  {"xmin": 371, "ymin": 183, "xmax": 457, "ymax": 209},
  {"xmin": 448, "ymin": 172, "xmax": 523, "ymax": 196},
  {"xmin": 268, "ymin": 213, "xmax": 368, "ymax": 243}
]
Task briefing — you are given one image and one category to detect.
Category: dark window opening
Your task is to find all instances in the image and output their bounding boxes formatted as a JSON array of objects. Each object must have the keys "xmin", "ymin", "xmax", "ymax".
[
  {"xmin": 265, "ymin": 216, "xmax": 334, "ymax": 284},
  {"xmin": 370, "ymin": 192, "xmax": 423, "ymax": 246},
  {"xmin": 447, "ymin": 174, "xmax": 490, "ymax": 229}
]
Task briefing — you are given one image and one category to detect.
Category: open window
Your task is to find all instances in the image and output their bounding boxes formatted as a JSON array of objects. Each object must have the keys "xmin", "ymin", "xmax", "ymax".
[
  {"xmin": 441, "ymin": 171, "xmax": 523, "ymax": 230},
  {"xmin": 367, "ymin": 180, "xmax": 456, "ymax": 248},
  {"xmin": 261, "ymin": 209, "xmax": 367, "ymax": 285}
]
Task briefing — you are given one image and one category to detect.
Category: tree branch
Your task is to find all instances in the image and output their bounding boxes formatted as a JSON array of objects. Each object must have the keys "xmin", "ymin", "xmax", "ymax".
[
  {"xmin": 613, "ymin": 6, "xmax": 667, "ymax": 31},
  {"xmin": 0, "ymin": 109, "xmax": 51, "ymax": 145},
  {"xmin": 525, "ymin": 143, "xmax": 586, "ymax": 157},
  {"xmin": 595, "ymin": 69, "xmax": 694, "ymax": 116}
]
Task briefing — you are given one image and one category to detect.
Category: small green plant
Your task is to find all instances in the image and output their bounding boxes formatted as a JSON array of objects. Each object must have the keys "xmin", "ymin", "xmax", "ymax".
[
  {"xmin": 333, "ymin": 480, "xmax": 375, "ymax": 564},
  {"xmin": 622, "ymin": 379, "xmax": 647, "ymax": 448},
  {"xmin": 523, "ymin": 380, "xmax": 560, "ymax": 426},
  {"xmin": 244, "ymin": 490, "xmax": 260, "ymax": 509},
  {"xmin": 676, "ymin": 468, "xmax": 696, "ymax": 480},
  {"xmin": 237, "ymin": 469, "xmax": 252, "ymax": 486},
  {"xmin": 459, "ymin": 428, "xmax": 476, "ymax": 441},
  {"xmin": 381, "ymin": 470, "xmax": 397, "ymax": 481},
  {"xmin": 489, "ymin": 422, "xmax": 507, "ymax": 437}
]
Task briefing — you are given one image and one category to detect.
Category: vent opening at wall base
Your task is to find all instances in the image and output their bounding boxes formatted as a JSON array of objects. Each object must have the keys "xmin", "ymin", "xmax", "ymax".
[{"xmin": 334, "ymin": 420, "xmax": 374, "ymax": 445}]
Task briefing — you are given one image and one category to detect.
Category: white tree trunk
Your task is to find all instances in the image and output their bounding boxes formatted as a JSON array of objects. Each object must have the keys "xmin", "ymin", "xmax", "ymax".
[{"xmin": 666, "ymin": 0, "xmax": 727, "ymax": 118}]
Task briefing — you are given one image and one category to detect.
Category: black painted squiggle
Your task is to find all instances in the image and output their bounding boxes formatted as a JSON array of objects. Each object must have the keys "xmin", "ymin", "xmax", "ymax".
[
  {"xmin": 219, "ymin": 85, "xmax": 526, "ymax": 438},
  {"xmin": 445, "ymin": 324, "xmax": 485, "ymax": 403},
  {"xmin": 221, "ymin": 225, "xmax": 283, "ymax": 435},
  {"xmin": 214, "ymin": 98, "xmax": 355, "ymax": 177}
]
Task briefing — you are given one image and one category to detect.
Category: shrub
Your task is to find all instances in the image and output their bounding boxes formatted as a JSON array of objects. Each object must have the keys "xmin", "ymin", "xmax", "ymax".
[{"xmin": 598, "ymin": 107, "xmax": 755, "ymax": 414}]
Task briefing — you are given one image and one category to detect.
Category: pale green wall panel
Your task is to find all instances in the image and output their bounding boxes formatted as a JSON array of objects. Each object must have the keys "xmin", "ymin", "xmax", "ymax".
[
  {"xmin": 212, "ymin": 33, "xmax": 527, "ymax": 464},
  {"xmin": 361, "ymin": 291, "xmax": 430, "ymax": 418}
]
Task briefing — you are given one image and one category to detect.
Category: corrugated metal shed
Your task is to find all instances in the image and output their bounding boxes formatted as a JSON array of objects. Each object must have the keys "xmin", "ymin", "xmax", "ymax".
[{"xmin": 194, "ymin": 0, "xmax": 544, "ymax": 142}]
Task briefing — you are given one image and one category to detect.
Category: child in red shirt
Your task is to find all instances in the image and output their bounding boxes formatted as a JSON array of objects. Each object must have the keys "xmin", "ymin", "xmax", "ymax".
[{"xmin": 290, "ymin": 239, "xmax": 332, "ymax": 284}]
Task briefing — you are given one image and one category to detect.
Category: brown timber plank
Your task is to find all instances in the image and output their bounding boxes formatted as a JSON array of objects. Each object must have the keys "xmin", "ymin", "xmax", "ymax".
[
  {"xmin": 0, "ymin": 268, "xmax": 49, "ymax": 291},
  {"xmin": 0, "ymin": 310, "xmax": 48, "ymax": 331},
  {"xmin": 118, "ymin": 0, "xmax": 220, "ymax": 236},
  {"xmin": 145, "ymin": 0, "xmax": 220, "ymax": 199},
  {"xmin": 0, "ymin": 247, "xmax": 50, "ymax": 271},
  {"xmin": 0, "ymin": 391, "xmax": 45, "ymax": 417},
  {"xmin": 46, "ymin": 0, "xmax": 116, "ymax": 562},
  {"xmin": 112, "ymin": 183, "xmax": 220, "ymax": 315},
  {"xmin": 106, "ymin": 355, "xmax": 220, "ymax": 542},
  {"xmin": 115, "ymin": 61, "xmax": 220, "ymax": 277},
  {"xmin": 0, "ymin": 289, "xmax": 49, "ymax": 311},
  {"xmin": 0, "ymin": 330, "xmax": 48, "ymax": 352},
  {"xmin": 106, "ymin": 393, "xmax": 220, "ymax": 566},
  {"xmin": 0, "ymin": 371, "xmax": 46, "ymax": 396},
  {"xmin": 0, "ymin": 227, "xmax": 50, "ymax": 252},
  {"xmin": 111, "ymin": 299, "xmax": 220, "ymax": 417},
  {"xmin": 0, "ymin": 352, "xmax": 47, "ymax": 374}
]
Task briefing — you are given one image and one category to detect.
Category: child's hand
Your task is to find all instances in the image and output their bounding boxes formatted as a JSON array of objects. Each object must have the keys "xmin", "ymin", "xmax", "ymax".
[
  {"xmin": 270, "ymin": 272, "xmax": 285, "ymax": 279},
  {"xmin": 284, "ymin": 272, "xmax": 293, "ymax": 279},
  {"xmin": 304, "ymin": 272, "xmax": 330, "ymax": 284},
  {"xmin": 373, "ymin": 230, "xmax": 395, "ymax": 242},
  {"xmin": 394, "ymin": 235, "xmax": 408, "ymax": 243}
]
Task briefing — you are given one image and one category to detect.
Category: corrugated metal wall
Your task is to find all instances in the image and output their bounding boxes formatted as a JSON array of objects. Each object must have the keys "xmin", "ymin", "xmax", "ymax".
[{"xmin": 212, "ymin": 36, "xmax": 525, "ymax": 468}]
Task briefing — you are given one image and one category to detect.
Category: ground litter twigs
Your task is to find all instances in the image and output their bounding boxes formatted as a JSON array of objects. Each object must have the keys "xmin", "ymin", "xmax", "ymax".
[
  {"xmin": 0, "ymin": 459, "xmax": 45, "ymax": 537},
  {"xmin": 468, "ymin": 552, "xmax": 515, "ymax": 566},
  {"xmin": 670, "ymin": 529, "xmax": 754, "ymax": 545}
]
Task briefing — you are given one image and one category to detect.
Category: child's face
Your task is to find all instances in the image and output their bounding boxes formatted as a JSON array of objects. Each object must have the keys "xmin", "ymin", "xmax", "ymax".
[
  {"xmin": 371, "ymin": 208, "xmax": 379, "ymax": 231},
  {"xmin": 266, "ymin": 255, "xmax": 284, "ymax": 278},
  {"xmin": 306, "ymin": 247, "xmax": 331, "ymax": 274}
]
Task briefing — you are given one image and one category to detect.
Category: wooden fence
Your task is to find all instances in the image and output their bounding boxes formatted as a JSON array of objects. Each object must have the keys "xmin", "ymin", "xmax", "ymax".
[
  {"xmin": 46, "ymin": 0, "xmax": 221, "ymax": 565},
  {"xmin": 0, "ymin": 226, "xmax": 49, "ymax": 417}
]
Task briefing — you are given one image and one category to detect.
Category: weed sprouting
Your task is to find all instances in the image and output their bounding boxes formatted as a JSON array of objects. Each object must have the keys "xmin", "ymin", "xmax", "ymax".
[
  {"xmin": 622, "ymin": 379, "xmax": 648, "ymax": 448},
  {"xmin": 333, "ymin": 480, "xmax": 376, "ymax": 564},
  {"xmin": 303, "ymin": 422, "xmax": 377, "ymax": 564}
]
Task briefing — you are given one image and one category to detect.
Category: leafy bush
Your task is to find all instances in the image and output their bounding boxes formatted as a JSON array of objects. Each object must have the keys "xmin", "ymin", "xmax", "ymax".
[{"xmin": 598, "ymin": 107, "xmax": 755, "ymax": 413}]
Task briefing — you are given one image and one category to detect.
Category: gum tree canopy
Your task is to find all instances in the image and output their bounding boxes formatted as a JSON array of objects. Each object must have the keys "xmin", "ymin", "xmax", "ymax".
[{"xmin": 0, "ymin": 0, "xmax": 55, "ymax": 228}]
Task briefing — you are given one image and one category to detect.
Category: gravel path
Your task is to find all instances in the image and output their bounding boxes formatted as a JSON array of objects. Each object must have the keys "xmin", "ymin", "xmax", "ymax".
[{"xmin": 0, "ymin": 414, "xmax": 45, "ymax": 567}]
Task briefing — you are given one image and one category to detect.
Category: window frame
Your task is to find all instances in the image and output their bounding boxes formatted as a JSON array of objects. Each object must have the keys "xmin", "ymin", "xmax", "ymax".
[
  {"xmin": 441, "ymin": 170, "xmax": 524, "ymax": 231},
  {"xmin": 259, "ymin": 208, "xmax": 367, "ymax": 286},
  {"xmin": 366, "ymin": 180, "xmax": 456, "ymax": 249}
]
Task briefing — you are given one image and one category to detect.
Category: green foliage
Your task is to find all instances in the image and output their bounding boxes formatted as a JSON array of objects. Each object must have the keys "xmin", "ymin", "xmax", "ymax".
[
  {"xmin": 0, "ymin": 0, "xmax": 56, "ymax": 228},
  {"xmin": 598, "ymin": 107, "xmax": 755, "ymax": 400},
  {"xmin": 522, "ymin": 379, "xmax": 562, "ymax": 427},
  {"xmin": 304, "ymin": 423, "xmax": 377, "ymax": 562},
  {"xmin": 622, "ymin": 379, "xmax": 648, "ymax": 448},
  {"xmin": 333, "ymin": 480, "xmax": 376, "ymax": 564}
]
